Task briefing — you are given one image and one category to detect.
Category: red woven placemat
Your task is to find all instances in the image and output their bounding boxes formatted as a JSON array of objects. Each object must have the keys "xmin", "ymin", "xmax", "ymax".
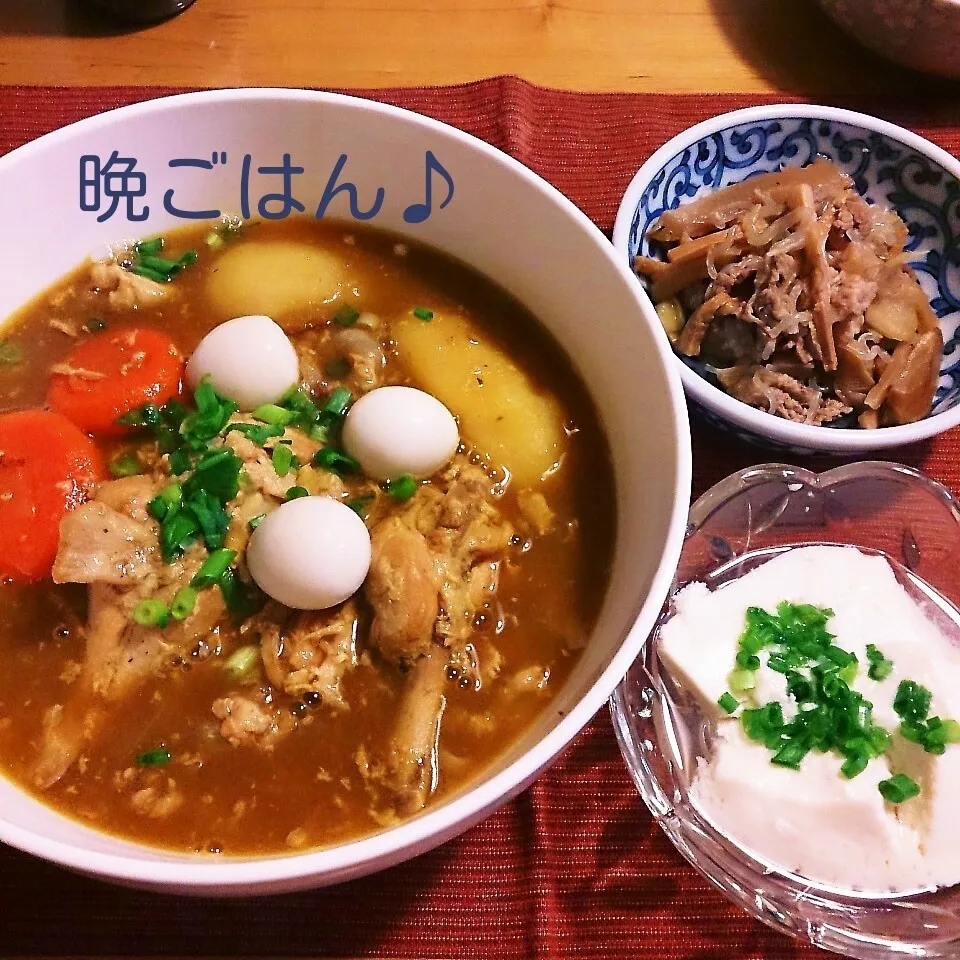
[{"xmin": 2, "ymin": 78, "xmax": 960, "ymax": 959}]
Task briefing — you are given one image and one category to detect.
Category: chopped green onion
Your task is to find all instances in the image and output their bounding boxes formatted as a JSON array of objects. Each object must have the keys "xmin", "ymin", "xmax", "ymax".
[
  {"xmin": 224, "ymin": 644, "xmax": 261, "ymax": 680},
  {"xmin": 772, "ymin": 739, "xmax": 809, "ymax": 770},
  {"xmin": 323, "ymin": 386, "xmax": 352, "ymax": 417},
  {"xmin": 735, "ymin": 650, "xmax": 761, "ymax": 671},
  {"xmin": 894, "ymin": 680, "xmax": 932, "ymax": 725},
  {"xmin": 285, "ymin": 485, "xmax": 309, "ymax": 501},
  {"xmin": 116, "ymin": 403, "xmax": 162, "ymax": 429},
  {"xmin": 252, "ymin": 404, "xmax": 294, "ymax": 427},
  {"xmin": 878, "ymin": 773, "xmax": 921, "ymax": 804},
  {"xmin": 248, "ymin": 513, "xmax": 266, "ymax": 531},
  {"xmin": 180, "ymin": 380, "xmax": 237, "ymax": 449},
  {"xmin": 729, "ymin": 668, "xmax": 757, "ymax": 694},
  {"xmin": 940, "ymin": 719, "xmax": 960, "ymax": 744},
  {"xmin": 168, "ymin": 447, "xmax": 192, "ymax": 476},
  {"xmin": 161, "ymin": 510, "xmax": 200, "ymax": 562},
  {"xmin": 136, "ymin": 747, "xmax": 171, "ymax": 767},
  {"xmin": 129, "ymin": 263, "xmax": 169, "ymax": 284},
  {"xmin": 412, "ymin": 306, "xmax": 434, "ymax": 321},
  {"xmin": 271, "ymin": 444, "xmax": 296, "ymax": 477},
  {"xmin": 171, "ymin": 586, "xmax": 198, "ymax": 621},
  {"xmin": 717, "ymin": 692, "xmax": 738, "ymax": 715},
  {"xmin": 0, "ymin": 340, "xmax": 23, "ymax": 365},
  {"xmin": 224, "ymin": 421, "xmax": 284, "ymax": 446},
  {"xmin": 133, "ymin": 599, "xmax": 170, "ymax": 628},
  {"xmin": 313, "ymin": 447, "xmax": 359, "ymax": 475},
  {"xmin": 191, "ymin": 549, "xmax": 238, "ymax": 589},
  {"xmin": 138, "ymin": 253, "xmax": 183, "ymax": 274},
  {"xmin": 334, "ymin": 305, "xmax": 360, "ymax": 327},
  {"xmin": 840, "ymin": 752, "xmax": 869, "ymax": 779},
  {"xmin": 346, "ymin": 495, "xmax": 374, "ymax": 518},
  {"xmin": 135, "ymin": 236, "xmax": 164, "ymax": 256},
  {"xmin": 218, "ymin": 567, "xmax": 256, "ymax": 619},
  {"xmin": 108, "ymin": 453, "xmax": 140, "ymax": 478},
  {"xmin": 868, "ymin": 726, "xmax": 892, "ymax": 755},
  {"xmin": 205, "ymin": 231, "xmax": 225, "ymax": 249},
  {"xmin": 385, "ymin": 474, "xmax": 417, "ymax": 502},
  {"xmin": 866, "ymin": 643, "xmax": 894, "ymax": 682}
]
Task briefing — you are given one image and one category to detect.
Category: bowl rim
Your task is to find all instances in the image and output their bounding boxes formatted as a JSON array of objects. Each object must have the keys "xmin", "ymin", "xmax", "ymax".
[
  {"xmin": 611, "ymin": 102, "xmax": 960, "ymax": 454},
  {"xmin": 0, "ymin": 86, "xmax": 693, "ymax": 892}
]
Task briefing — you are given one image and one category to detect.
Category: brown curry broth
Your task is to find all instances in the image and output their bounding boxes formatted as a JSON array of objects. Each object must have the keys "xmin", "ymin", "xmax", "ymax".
[{"xmin": 0, "ymin": 218, "xmax": 615, "ymax": 854}]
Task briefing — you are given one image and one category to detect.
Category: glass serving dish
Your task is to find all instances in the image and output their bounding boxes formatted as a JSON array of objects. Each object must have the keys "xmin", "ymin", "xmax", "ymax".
[{"xmin": 611, "ymin": 461, "xmax": 960, "ymax": 958}]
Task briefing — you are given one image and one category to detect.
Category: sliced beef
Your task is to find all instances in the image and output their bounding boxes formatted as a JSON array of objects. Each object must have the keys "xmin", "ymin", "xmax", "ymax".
[
  {"xmin": 641, "ymin": 158, "xmax": 941, "ymax": 428},
  {"xmin": 718, "ymin": 366, "xmax": 851, "ymax": 425}
]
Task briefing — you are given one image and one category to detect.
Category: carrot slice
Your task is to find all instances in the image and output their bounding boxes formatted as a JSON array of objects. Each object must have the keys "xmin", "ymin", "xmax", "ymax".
[
  {"xmin": 48, "ymin": 327, "xmax": 183, "ymax": 436},
  {"xmin": 0, "ymin": 410, "xmax": 104, "ymax": 582}
]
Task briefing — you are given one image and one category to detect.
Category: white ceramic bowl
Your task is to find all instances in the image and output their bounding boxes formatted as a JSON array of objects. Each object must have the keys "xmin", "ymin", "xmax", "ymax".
[
  {"xmin": 613, "ymin": 104, "xmax": 960, "ymax": 456},
  {"xmin": 817, "ymin": 0, "xmax": 960, "ymax": 79},
  {"xmin": 0, "ymin": 89, "xmax": 691, "ymax": 896}
]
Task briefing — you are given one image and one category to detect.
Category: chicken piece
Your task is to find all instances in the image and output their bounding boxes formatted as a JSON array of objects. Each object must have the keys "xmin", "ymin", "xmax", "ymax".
[
  {"xmin": 53, "ymin": 501, "xmax": 156, "ymax": 585},
  {"xmin": 52, "ymin": 476, "xmax": 160, "ymax": 584},
  {"xmin": 429, "ymin": 465, "xmax": 514, "ymax": 648},
  {"xmin": 357, "ymin": 651, "xmax": 450, "ymax": 813},
  {"xmin": 516, "ymin": 490, "xmax": 555, "ymax": 537},
  {"xmin": 212, "ymin": 690, "xmax": 293, "ymax": 749},
  {"xmin": 90, "ymin": 259, "xmax": 171, "ymax": 310},
  {"xmin": 38, "ymin": 480, "xmax": 227, "ymax": 788},
  {"xmin": 224, "ymin": 490, "xmax": 275, "ymax": 558},
  {"xmin": 366, "ymin": 518, "xmax": 441, "ymax": 663},
  {"xmin": 130, "ymin": 778, "xmax": 184, "ymax": 819},
  {"xmin": 369, "ymin": 459, "xmax": 513, "ymax": 656},
  {"xmin": 93, "ymin": 475, "xmax": 158, "ymax": 523},
  {"xmin": 224, "ymin": 423, "xmax": 321, "ymax": 500},
  {"xmin": 333, "ymin": 327, "xmax": 385, "ymax": 392},
  {"xmin": 225, "ymin": 431, "xmax": 296, "ymax": 499},
  {"xmin": 294, "ymin": 464, "xmax": 346, "ymax": 500},
  {"xmin": 259, "ymin": 601, "xmax": 360, "ymax": 709},
  {"xmin": 294, "ymin": 326, "xmax": 385, "ymax": 398}
]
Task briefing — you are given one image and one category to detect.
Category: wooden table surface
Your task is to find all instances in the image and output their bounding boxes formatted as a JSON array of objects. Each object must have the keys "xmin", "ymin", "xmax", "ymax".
[{"xmin": 0, "ymin": 0, "xmax": 955, "ymax": 97}]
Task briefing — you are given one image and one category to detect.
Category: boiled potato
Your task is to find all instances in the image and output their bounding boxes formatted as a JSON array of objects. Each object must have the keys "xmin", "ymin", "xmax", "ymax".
[
  {"xmin": 207, "ymin": 241, "xmax": 345, "ymax": 320},
  {"xmin": 393, "ymin": 310, "xmax": 566, "ymax": 486}
]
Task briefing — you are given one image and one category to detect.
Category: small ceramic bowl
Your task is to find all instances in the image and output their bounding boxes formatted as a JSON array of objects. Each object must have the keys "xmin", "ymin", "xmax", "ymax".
[
  {"xmin": 612, "ymin": 104, "xmax": 960, "ymax": 456},
  {"xmin": 817, "ymin": 0, "xmax": 960, "ymax": 79},
  {"xmin": 611, "ymin": 461, "xmax": 960, "ymax": 959}
]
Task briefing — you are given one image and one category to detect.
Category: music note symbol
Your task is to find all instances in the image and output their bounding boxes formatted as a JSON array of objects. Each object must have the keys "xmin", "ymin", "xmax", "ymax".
[{"xmin": 403, "ymin": 151, "xmax": 454, "ymax": 224}]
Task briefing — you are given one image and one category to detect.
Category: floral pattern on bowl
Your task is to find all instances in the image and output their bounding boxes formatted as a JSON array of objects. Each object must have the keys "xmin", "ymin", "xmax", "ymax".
[{"xmin": 613, "ymin": 105, "xmax": 960, "ymax": 455}]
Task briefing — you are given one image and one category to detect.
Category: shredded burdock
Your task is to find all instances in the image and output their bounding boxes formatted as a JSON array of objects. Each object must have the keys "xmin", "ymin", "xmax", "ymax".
[{"xmin": 635, "ymin": 158, "xmax": 943, "ymax": 428}]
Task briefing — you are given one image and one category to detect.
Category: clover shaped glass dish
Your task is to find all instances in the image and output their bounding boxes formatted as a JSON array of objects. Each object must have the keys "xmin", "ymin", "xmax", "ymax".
[
  {"xmin": 612, "ymin": 105, "xmax": 960, "ymax": 455},
  {"xmin": 611, "ymin": 461, "xmax": 960, "ymax": 958}
]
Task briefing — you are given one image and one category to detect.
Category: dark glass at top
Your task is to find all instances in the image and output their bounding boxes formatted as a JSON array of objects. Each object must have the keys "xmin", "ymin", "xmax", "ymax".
[{"xmin": 86, "ymin": 0, "xmax": 197, "ymax": 25}]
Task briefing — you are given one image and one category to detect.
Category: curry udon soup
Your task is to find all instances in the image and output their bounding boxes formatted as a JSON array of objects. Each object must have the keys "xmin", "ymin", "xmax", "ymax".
[{"xmin": 0, "ymin": 218, "xmax": 615, "ymax": 855}]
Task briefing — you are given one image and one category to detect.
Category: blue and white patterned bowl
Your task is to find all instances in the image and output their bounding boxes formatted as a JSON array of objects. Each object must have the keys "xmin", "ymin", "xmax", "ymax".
[{"xmin": 612, "ymin": 104, "xmax": 960, "ymax": 455}]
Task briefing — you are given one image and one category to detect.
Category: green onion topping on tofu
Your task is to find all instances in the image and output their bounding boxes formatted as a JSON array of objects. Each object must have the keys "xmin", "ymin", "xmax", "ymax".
[{"xmin": 725, "ymin": 601, "xmax": 960, "ymax": 803}]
